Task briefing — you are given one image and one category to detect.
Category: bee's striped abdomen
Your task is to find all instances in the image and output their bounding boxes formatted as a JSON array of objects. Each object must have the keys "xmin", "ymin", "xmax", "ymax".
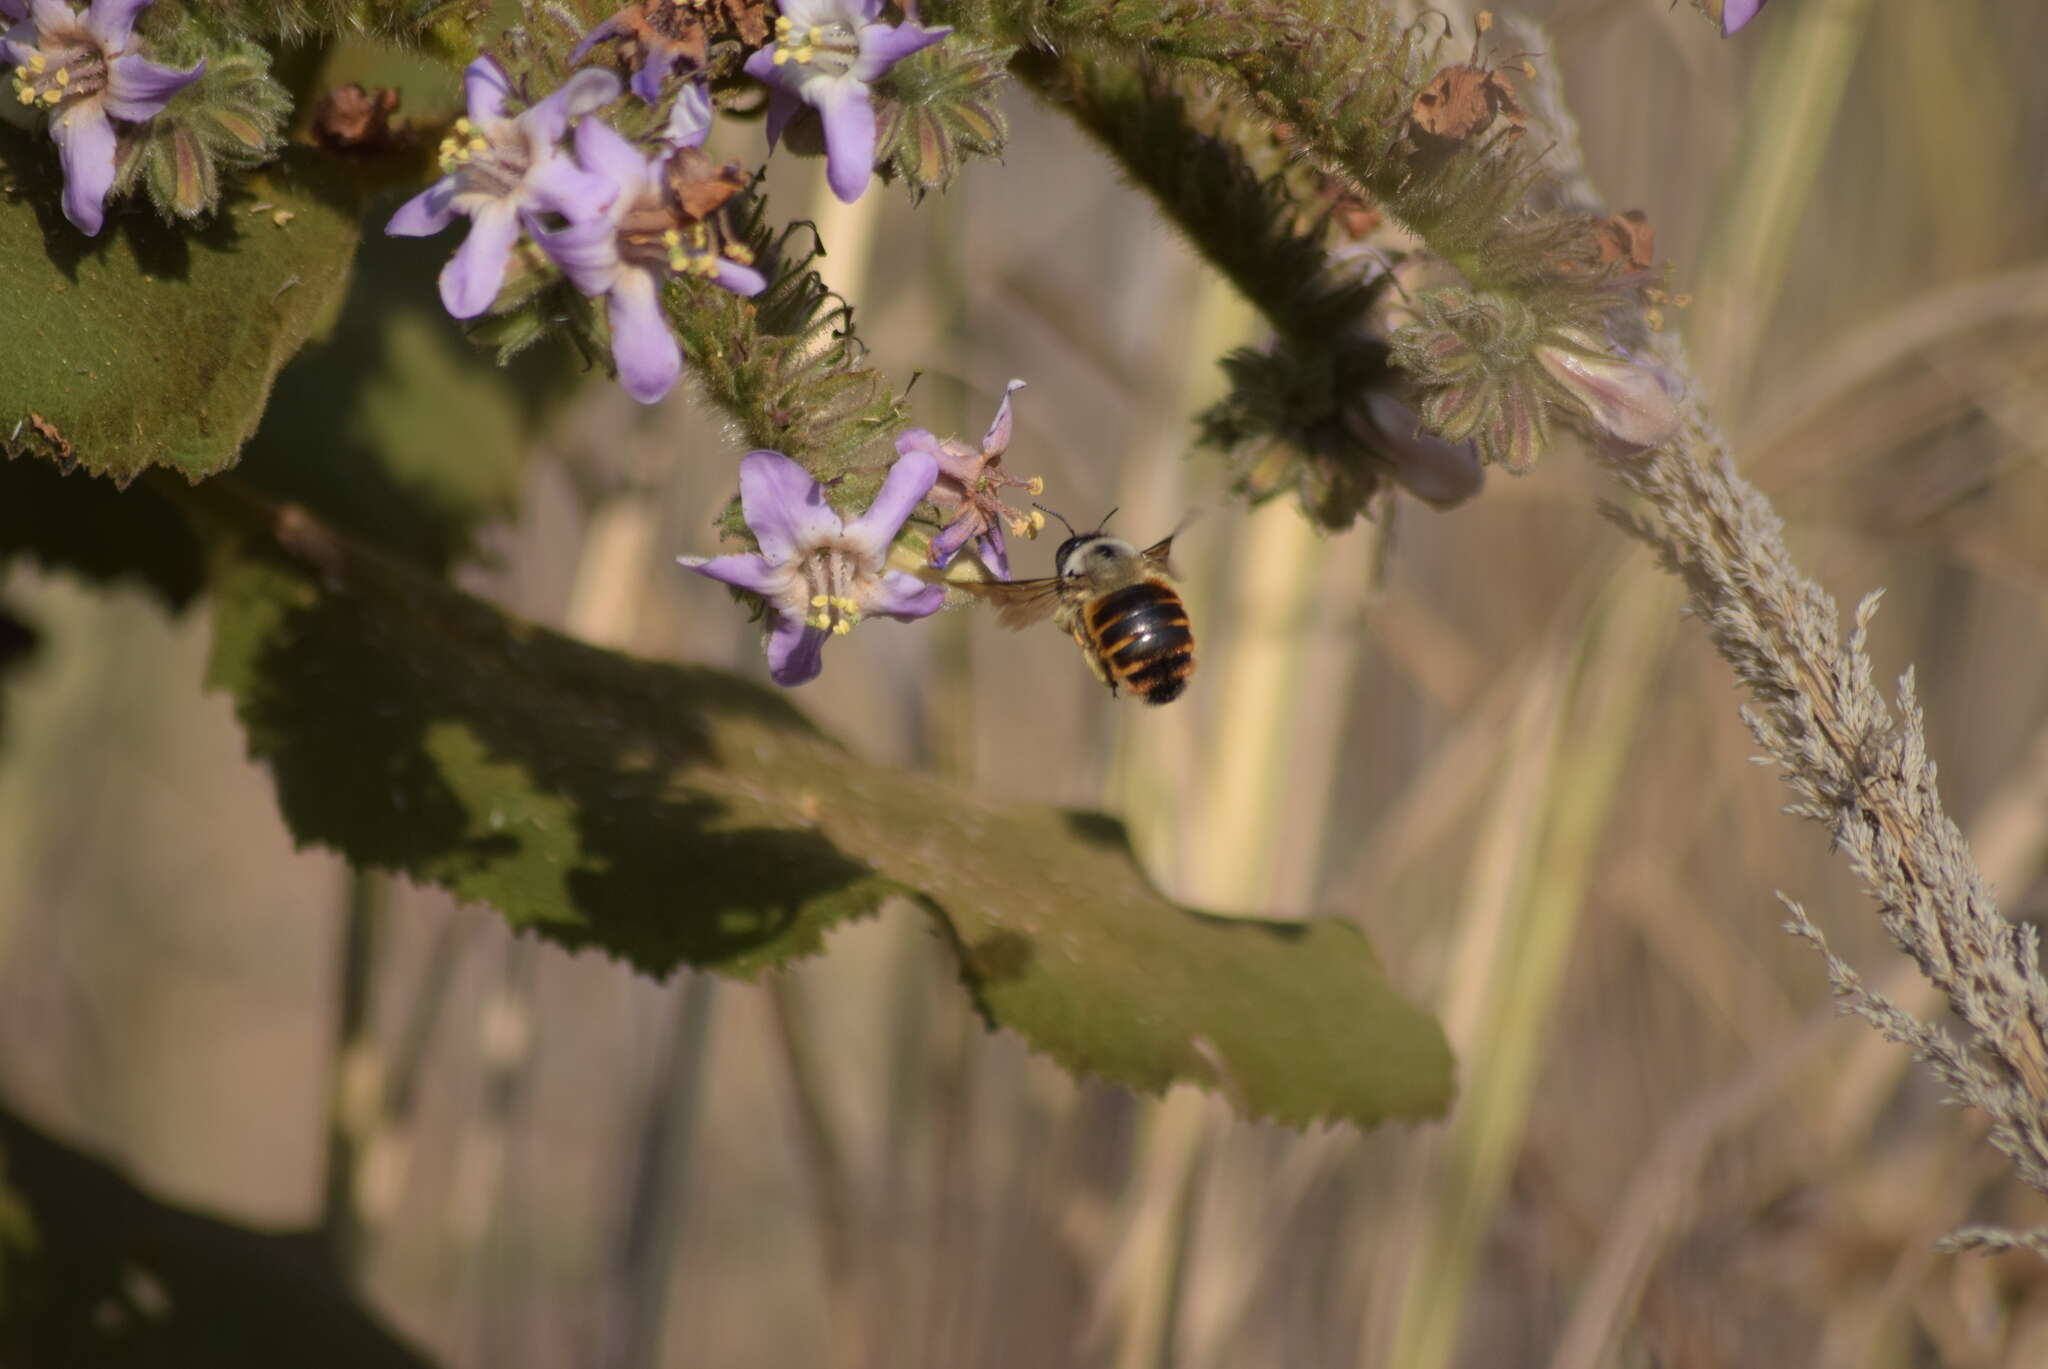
[{"xmin": 1086, "ymin": 580, "xmax": 1196, "ymax": 705}]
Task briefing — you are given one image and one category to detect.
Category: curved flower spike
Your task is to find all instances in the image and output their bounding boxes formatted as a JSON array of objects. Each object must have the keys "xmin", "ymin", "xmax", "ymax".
[
  {"xmin": 385, "ymin": 58, "xmax": 622, "ymax": 320},
  {"xmin": 742, "ymin": 0, "xmax": 949, "ymax": 203},
  {"xmin": 897, "ymin": 378, "xmax": 1041, "ymax": 580},
  {"xmin": 680, "ymin": 449, "xmax": 945, "ymax": 686},
  {"xmin": 3, "ymin": 0, "xmax": 205, "ymax": 235}
]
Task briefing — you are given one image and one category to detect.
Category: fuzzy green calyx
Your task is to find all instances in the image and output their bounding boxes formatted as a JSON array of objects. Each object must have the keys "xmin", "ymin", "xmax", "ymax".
[
  {"xmin": 874, "ymin": 38, "xmax": 1013, "ymax": 196},
  {"xmin": 1389, "ymin": 287, "xmax": 1554, "ymax": 472},
  {"xmin": 112, "ymin": 40, "xmax": 290, "ymax": 223}
]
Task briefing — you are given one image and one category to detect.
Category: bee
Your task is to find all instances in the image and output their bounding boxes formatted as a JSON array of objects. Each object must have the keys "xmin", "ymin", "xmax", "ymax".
[{"xmin": 962, "ymin": 509, "xmax": 1196, "ymax": 705}]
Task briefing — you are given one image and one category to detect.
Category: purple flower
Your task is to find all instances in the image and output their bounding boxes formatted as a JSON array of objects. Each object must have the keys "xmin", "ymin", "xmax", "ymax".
[
  {"xmin": 742, "ymin": 0, "xmax": 949, "ymax": 203},
  {"xmin": 530, "ymin": 116, "xmax": 765, "ymax": 405},
  {"xmin": 896, "ymin": 379, "xmax": 1041, "ymax": 580},
  {"xmin": 385, "ymin": 58, "xmax": 622, "ymax": 320},
  {"xmin": 681, "ymin": 449, "xmax": 945, "ymax": 686},
  {"xmin": 3, "ymin": 0, "xmax": 204, "ymax": 236},
  {"xmin": 1534, "ymin": 328, "xmax": 1681, "ymax": 450},
  {"xmin": 1350, "ymin": 394, "xmax": 1483, "ymax": 509},
  {"xmin": 572, "ymin": 2, "xmax": 708, "ymax": 105},
  {"xmin": 1720, "ymin": 0, "xmax": 1768, "ymax": 35}
]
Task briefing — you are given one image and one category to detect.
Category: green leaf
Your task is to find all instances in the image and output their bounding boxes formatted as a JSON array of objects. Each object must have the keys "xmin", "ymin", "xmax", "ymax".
[
  {"xmin": 0, "ymin": 1108, "xmax": 438, "ymax": 1368},
  {"xmin": 198, "ymin": 488, "xmax": 1453, "ymax": 1128},
  {"xmin": 238, "ymin": 229, "xmax": 557, "ymax": 572},
  {"xmin": 0, "ymin": 458, "xmax": 206, "ymax": 610},
  {"xmin": 0, "ymin": 132, "xmax": 362, "ymax": 485}
]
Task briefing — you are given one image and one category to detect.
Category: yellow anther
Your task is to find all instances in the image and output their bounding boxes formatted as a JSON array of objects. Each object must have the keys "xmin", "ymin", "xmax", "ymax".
[
  {"xmin": 831, "ymin": 620, "xmax": 852, "ymax": 636},
  {"xmin": 775, "ymin": 14, "xmax": 793, "ymax": 32},
  {"xmin": 28, "ymin": 53, "xmax": 46, "ymax": 73},
  {"xmin": 453, "ymin": 116, "xmax": 471, "ymax": 133},
  {"xmin": 808, "ymin": 26, "xmax": 824, "ymax": 41},
  {"xmin": 810, "ymin": 594, "xmax": 829, "ymax": 608},
  {"xmin": 771, "ymin": 47, "xmax": 790, "ymax": 65},
  {"xmin": 468, "ymin": 136, "xmax": 487, "ymax": 153},
  {"xmin": 15, "ymin": 87, "xmax": 33, "ymax": 105},
  {"xmin": 792, "ymin": 46, "xmax": 814, "ymax": 63},
  {"xmin": 41, "ymin": 88, "xmax": 60, "ymax": 104},
  {"xmin": 724, "ymin": 244, "xmax": 754, "ymax": 265},
  {"xmin": 661, "ymin": 227, "xmax": 681, "ymax": 247},
  {"xmin": 1026, "ymin": 475, "xmax": 1045, "ymax": 496},
  {"xmin": 1030, "ymin": 509, "xmax": 1048, "ymax": 531},
  {"xmin": 54, "ymin": 67, "xmax": 69, "ymax": 87}
]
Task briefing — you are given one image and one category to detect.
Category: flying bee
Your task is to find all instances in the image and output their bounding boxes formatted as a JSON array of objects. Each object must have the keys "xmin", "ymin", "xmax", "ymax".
[{"xmin": 961, "ymin": 508, "xmax": 1196, "ymax": 705}]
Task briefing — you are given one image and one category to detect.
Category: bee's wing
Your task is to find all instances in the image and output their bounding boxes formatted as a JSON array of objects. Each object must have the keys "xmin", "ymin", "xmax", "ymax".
[
  {"xmin": 957, "ymin": 575, "xmax": 1067, "ymax": 630},
  {"xmin": 1139, "ymin": 536, "xmax": 1179, "ymax": 578}
]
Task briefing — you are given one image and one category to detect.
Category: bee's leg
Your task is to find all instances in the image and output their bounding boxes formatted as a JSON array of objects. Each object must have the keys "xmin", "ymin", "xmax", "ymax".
[{"xmin": 1071, "ymin": 626, "xmax": 1116, "ymax": 694}]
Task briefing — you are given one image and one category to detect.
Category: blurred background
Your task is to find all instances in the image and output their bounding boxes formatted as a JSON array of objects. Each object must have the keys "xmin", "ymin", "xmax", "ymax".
[{"xmin": 6, "ymin": 0, "xmax": 2048, "ymax": 1364}]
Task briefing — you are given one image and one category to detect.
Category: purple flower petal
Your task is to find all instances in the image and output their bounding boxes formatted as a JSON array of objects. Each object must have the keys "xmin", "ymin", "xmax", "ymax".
[
  {"xmin": 927, "ymin": 514, "xmax": 978, "ymax": 568},
  {"xmin": 437, "ymin": 199, "xmax": 521, "ymax": 318},
  {"xmin": 630, "ymin": 48, "xmax": 679, "ymax": 105},
  {"xmin": 606, "ymin": 269, "xmax": 682, "ymax": 404},
  {"xmin": 754, "ymin": 77, "xmax": 802, "ymax": 150},
  {"xmin": 775, "ymin": 0, "xmax": 843, "ymax": 26},
  {"xmin": 568, "ymin": 14, "xmax": 623, "ymax": 64},
  {"xmin": 528, "ymin": 214, "xmax": 620, "ymax": 295},
  {"xmin": 385, "ymin": 177, "xmax": 459, "ymax": 237},
  {"xmin": 463, "ymin": 55, "xmax": 512, "ymax": 124},
  {"xmin": 102, "ymin": 52, "xmax": 203, "ymax": 122},
  {"xmin": 738, "ymin": 450, "xmax": 841, "ymax": 565},
  {"xmin": 523, "ymin": 154, "xmax": 619, "ymax": 222},
  {"xmin": 982, "ymin": 378, "xmax": 1025, "ymax": 454},
  {"xmin": 711, "ymin": 259, "xmax": 767, "ymax": 297},
  {"xmin": 680, "ymin": 552, "xmax": 791, "ymax": 598},
  {"xmin": 975, "ymin": 529, "xmax": 1010, "ymax": 581},
  {"xmin": 1358, "ymin": 394, "xmax": 1482, "ymax": 508},
  {"xmin": 0, "ymin": 0, "xmax": 28, "ymax": 23},
  {"xmin": 850, "ymin": 21, "xmax": 949, "ymax": 84},
  {"xmin": 49, "ymin": 100, "xmax": 116, "ymax": 236},
  {"xmin": 842, "ymin": 447, "xmax": 936, "ymax": 560},
  {"xmin": 569, "ymin": 115, "xmax": 647, "ymax": 200},
  {"xmin": 662, "ymin": 80, "xmax": 712, "ymax": 148},
  {"xmin": 894, "ymin": 428, "xmax": 942, "ymax": 460},
  {"xmin": 862, "ymin": 570, "xmax": 944, "ymax": 621},
  {"xmin": 84, "ymin": 0, "xmax": 149, "ymax": 47},
  {"xmin": 813, "ymin": 80, "xmax": 875, "ymax": 204},
  {"xmin": 525, "ymin": 67, "xmax": 622, "ymax": 145},
  {"xmin": 766, "ymin": 615, "xmax": 828, "ymax": 686},
  {"xmin": 1721, "ymin": 0, "xmax": 1767, "ymax": 34}
]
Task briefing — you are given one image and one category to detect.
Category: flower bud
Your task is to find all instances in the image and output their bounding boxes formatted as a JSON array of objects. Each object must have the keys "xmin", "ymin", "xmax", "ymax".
[{"xmin": 1534, "ymin": 332, "xmax": 1680, "ymax": 449}]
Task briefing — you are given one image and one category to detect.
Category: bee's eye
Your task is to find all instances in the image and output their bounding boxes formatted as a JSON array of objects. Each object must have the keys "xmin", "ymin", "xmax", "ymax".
[{"xmin": 1093, "ymin": 545, "xmax": 1114, "ymax": 560}]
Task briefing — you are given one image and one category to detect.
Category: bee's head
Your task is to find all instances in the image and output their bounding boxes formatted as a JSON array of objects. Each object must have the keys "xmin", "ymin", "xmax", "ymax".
[
  {"xmin": 1054, "ymin": 532, "xmax": 1139, "ymax": 581},
  {"xmin": 1044, "ymin": 507, "xmax": 1130, "ymax": 580}
]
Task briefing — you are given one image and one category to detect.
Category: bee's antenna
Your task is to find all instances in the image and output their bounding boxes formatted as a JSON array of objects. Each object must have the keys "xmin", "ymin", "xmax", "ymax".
[
  {"xmin": 1095, "ymin": 506, "xmax": 1119, "ymax": 532},
  {"xmin": 1034, "ymin": 504, "xmax": 1079, "ymax": 537}
]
